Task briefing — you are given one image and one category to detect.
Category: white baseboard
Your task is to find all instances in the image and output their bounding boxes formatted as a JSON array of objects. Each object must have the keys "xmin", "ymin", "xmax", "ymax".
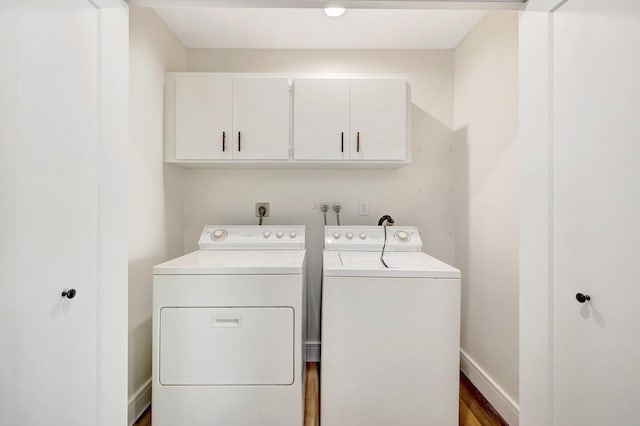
[
  {"xmin": 306, "ymin": 340, "xmax": 321, "ymax": 362},
  {"xmin": 460, "ymin": 349, "xmax": 519, "ymax": 426},
  {"xmin": 128, "ymin": 378, "xmax": 151, "ymax": 426}
]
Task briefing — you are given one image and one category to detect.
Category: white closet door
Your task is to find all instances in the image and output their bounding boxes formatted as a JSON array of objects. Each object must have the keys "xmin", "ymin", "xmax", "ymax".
[
  {"xmin": 7, "ymin": 2, "xmax": 114, "ymax": 425},
  {"xmin": 350, "ymin": 79, "xmax": 407, "ymax": 161},
  {"xmin": 553, "ymin": 1, "xmax": 640, "ymax": 424},
  {"xmin": 175, "ymin": 77, "xmax": 232, "ymax": 160},
  {"xmin": 232, "ymin": 77, "xmax": 290, "ymax": 160},
  {"xmin": 293, "ymin": 79, "xmax": 350, "ymax": 160}
]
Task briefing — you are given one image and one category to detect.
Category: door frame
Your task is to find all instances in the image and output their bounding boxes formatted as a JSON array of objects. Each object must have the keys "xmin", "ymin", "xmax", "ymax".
[
  {"xmin": 518, "ymin": 1, "xmax": 566, "ymax": 425},
  {"xmin": 91, "ymin": 1, "xmax": 130, "ymax": 425}
]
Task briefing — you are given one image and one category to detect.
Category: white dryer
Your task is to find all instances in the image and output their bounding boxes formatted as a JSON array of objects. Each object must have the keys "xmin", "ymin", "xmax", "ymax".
[
  {"xmin": 321, "ymin": 225, "xmax": 461, "ymax": 426},
  {"xmin": 153, "ymin": 225, "xmax": 306, "ymax": 426}
]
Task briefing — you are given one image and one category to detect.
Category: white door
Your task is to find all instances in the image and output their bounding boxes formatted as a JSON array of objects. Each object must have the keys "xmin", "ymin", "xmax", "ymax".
[
  {"xmin": 350, "ymin": 79, "xmax": 407, "ymax": 161},
  {"xmin": 175, "ymin": 77, "xmax": 232, "ymax": 160},
  {"xmin": 0, "ymin": 1, "xmax": 127, "ymax": 425},
  {"xmin": 293, "ymin": 79, "xmax": 350, "ymax": 160},
  {"xmin": 553, "ymin": 1, "xmax": 640, "ymax": 424},
  {"xmin": 15, "ymin": 2, "xmax": 98, "ymax": 425},
  {"xmin": 232, "ymin": 77, "xmax": 290, "ymax": 160}
]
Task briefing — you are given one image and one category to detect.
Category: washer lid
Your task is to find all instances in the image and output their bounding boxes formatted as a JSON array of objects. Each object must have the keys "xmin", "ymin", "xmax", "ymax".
[
  {"xmin": 154, "ymin": 250, "xmax": 306, "ymax": 275},
  {"xmin": 323, "ymin": 251, "xmax": 460, "ymax": 279}
]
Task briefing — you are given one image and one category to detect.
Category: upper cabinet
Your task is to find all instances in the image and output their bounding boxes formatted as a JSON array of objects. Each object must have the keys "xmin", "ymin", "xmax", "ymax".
[
  {"xmin": 350, "ymin": 79, "xmax": 408, "ymax": 161},
  {"xmin": 165, "ymin": 73, "xmax": 411, "ymax": 167},
  {"xmin": 168, "ymin": 75, "xmax": 290, "ymax": 162},
  {"xmin": 232, "ymin": 77, "xmax": 290, "ymax": 160},
  {"xmin": 293, "ymin": 79, "xmax": 351, "ymax": 161},
  {"xmin": 292, "ymin": 78, "xmax": 409, "ymax": 162},
  {"xmin": 175, "ymin": 77, "xmax": 232, "ymax": 160}
]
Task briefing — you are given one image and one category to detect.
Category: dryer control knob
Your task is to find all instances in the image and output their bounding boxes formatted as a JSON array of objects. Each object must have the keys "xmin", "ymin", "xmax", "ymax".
[
  {"xmin": 276, "ymin": 231, "xmax": 284, "ymax": 239},
  {"xmin": 289, "ymin": 231, "xmax": 297, "ymax": 238},
  {"xmin": 333, "ymin": 232, "xmax": 341, "ymax": 239},
  {"xmin": 263, "ymin": 231, "xmax": 271, "ymax": 238},
  {"xmin": 211, "ymin": 229, "xmax": 227, "ymax": 241},
  {"xmin": 346, "ymin": 232, "xmax": 354, "ymax": 240},
  {"xmin": 397, "ymin": 231, "xmax": 409, "ymax": 241},
  {"xmin": 359, "ymin": 233, "xmax": 367, "ymax": 240}
]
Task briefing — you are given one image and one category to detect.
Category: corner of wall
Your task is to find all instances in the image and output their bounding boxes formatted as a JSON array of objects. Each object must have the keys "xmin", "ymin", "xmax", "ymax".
[
  {"xmin": 128, "ymin": 6, "xmax": 188, "ymax": 420},
  {"xmin": 452, "ymin": 10, "xmax": 520, "ymax": 424}
]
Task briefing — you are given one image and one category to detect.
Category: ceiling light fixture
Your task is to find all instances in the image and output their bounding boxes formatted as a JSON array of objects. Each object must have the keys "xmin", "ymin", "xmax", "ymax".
[{"xmin": 324, "ymin": 7, "xmax": 346, "ymax": 17}]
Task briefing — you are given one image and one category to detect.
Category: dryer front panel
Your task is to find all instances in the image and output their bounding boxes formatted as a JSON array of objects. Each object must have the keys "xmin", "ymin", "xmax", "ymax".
[{"xmin": 160, "ymin": 306, "xmax": 294, "ymax": 386}]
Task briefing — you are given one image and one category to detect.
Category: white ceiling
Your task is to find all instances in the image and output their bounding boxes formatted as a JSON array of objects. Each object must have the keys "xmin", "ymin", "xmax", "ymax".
[{"xmin": 154, "ymin": 8, "xmax": 487, "ymax": 49}]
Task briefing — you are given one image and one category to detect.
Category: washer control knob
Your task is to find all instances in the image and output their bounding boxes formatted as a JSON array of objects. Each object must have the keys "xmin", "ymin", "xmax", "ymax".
[
  {"xmin": 397, "ymin": 231, "xmax": 409, "ymax": 241},
  {"xmin": 263, "ymin": 231, "xmax": 271, "ymax": 238},
  {"xmin": 359, "ymin": 233, "xmax": 367, "ymax": 240},
  {"xmin": 276, "ymin": 231, "xmax": 284, "ymax": 239},
  {"xmin": 213, "ymin": 230, "xmax": 223, "ymax": 238},
  {"xmin": 333, "ymin": 232, "xmax": 341, "ymax": 239},
  {"xmin": 289, "ymin": 231, "xmax": 297, "ymax": 239},
  {"xmin": 346, "ymin": 232, "xmax": 354, "ymax": 240}
]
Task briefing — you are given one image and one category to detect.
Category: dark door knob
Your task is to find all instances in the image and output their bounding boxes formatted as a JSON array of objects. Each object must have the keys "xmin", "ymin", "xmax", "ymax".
[
  {"xmin": 62, "ymin": 289, "xmax": 77, "ymax": 299},
  {"xmin": 575, "ymin": 293, "xmax": 590, "ymax": 303}
]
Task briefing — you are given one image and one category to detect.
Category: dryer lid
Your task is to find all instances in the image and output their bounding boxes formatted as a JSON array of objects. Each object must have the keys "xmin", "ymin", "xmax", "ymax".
[
  {"xmin": 154, "ymin": 250, "xmax": 306, "ymax": 275},
  {"xmin": 323, "ymin": 251, "xmax": 460, "ymax": 279}
]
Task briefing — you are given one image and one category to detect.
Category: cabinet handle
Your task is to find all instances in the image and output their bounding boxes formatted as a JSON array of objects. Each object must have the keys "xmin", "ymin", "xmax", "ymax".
[
  {"xmin": 357, "ymin": 131, "xmax": 360, "ymax": 153},
  {"xmin": 341, "ymin": 132, "xmax": 344, "ymax": 153},
  {"xmin": 238, "ymin": 131, "xmax": 241, "ymax": 152},
  {"xmin": 222, "ymin": 131, "xmax": 226, "ymax": 152}
]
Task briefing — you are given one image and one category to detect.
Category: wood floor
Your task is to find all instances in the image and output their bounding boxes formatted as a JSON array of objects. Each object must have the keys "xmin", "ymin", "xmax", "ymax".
[{"xmin": 134, "ymin": 362, "xmax": 507, "ymax": 426}]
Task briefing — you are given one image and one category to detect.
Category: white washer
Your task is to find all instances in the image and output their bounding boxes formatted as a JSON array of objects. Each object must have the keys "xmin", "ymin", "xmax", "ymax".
[
  {"xmin": 321, "ymin": 225, "xmax": 461, "ymax": 426},
  {"xmin": 153, "ymin": 225, "xmax": 306, "ymax": 426}
]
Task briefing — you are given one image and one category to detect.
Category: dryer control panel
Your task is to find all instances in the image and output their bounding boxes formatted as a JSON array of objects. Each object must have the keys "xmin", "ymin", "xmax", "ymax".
[
  {"xmin": 199, "ymin": 225, "xmax": 305, "ymax": 250},
  {"xmin": 324, "ymin": 226, "xmax": 422, "ymax": 252}
]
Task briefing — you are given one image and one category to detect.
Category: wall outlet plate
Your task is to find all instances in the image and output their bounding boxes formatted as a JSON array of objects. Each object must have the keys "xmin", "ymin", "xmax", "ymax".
[
  {"xmin": 359, "ymin": 200, "xmax": 369, "ymax": 216},
  {"xmin": 255, "ymin": 202, "xmax": 270, "ymax": 217}
]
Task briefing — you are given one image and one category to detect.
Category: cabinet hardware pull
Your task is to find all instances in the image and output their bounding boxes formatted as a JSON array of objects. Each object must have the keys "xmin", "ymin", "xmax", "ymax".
[
  {"xmin": 341, "ymin": 132, "xmax": 344, "ymax": 153},
  {"xmin": 238, "ymin": 131, "xmax": 241, "ymax": 152},
  {"xmin": 222, "ymin": 131, "xmax": 226, "ymax": 152},
  {"xmin": 357, "ymin": 131, "xmax": 360, "ymax": 153}
]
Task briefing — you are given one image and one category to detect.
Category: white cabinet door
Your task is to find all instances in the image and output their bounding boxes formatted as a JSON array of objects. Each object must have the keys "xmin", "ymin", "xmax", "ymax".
[
  {"xmin": 175, "ymin": 77, "xmax": 232, "ymax": 160},
  {"xmin": 552, "ymin": 1, "xmax": 640, "ymax": 424},
  {"xmin": 293, "ymin": 79, "xmax": 350, "ymax": 160},
  {"xmin": 232, "ymin": 77, "xmax": 290, "ymax": 160},
  {"xmin": 350, "ymin": 79, "xmax": 407, "ymax": 161}
]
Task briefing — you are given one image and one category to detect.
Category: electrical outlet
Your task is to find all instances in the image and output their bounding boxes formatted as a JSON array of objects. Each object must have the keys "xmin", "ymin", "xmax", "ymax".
[
  {"xmin": 255, "ymin": 202, "xmax": 270, "ymax": 217},
  {"xmin": 332, "ymin": 202, "xmax": 342, "ymax": 213},
  {"xmin": 320, "ymin": 202, "xmax": 330, "ymax": 213}
]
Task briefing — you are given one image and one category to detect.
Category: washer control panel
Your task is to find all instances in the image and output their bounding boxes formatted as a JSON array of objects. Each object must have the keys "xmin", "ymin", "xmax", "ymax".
[
  {"xmin": 199, "ymin": 225, "xmax": 305, "ymax": 250},
  {"xmin": 324, "ymin": 226, "xmax": 422, "ymax": 252}
]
